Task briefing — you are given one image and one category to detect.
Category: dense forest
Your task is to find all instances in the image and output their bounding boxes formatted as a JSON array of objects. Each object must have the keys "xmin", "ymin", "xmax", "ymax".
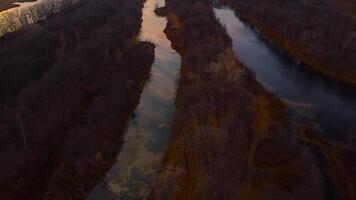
[
  {"xmin": 0, "ymin": 0, "xmax": 81, "ymax": 35},
  {"xmin": 0, "ymin": 0, "xmax": 355, "ymax": 199},
  {"xmin": 0, "ymin": 0, "xmax": 155, "ymax": 198},
  {"xmin": 151, "ymin": 0, "xmax": 330, "ymax": 199},
  {"xmin": 221, "ymin": 0, "xmax": 356, "ymax": 86}
]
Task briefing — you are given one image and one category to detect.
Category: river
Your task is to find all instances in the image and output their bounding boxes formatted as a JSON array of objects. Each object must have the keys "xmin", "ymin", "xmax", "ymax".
[
  {"xmin": 214, "ymin": 6, "xmax": 356, "ymax": 141},
  {"xmin": 4, "ymin": 0, "xmax": 356, "ymax": 145},
  {"xmin": 3, "ymin": 0, "xmax": 355, "ymax": 198},
  {"xmin": 87, "ymin": 0, "xmax": 181, "ymax": 199},
  {"xmin": 0, "ymin": 0, "xmax": 47, "ymax": 13}
]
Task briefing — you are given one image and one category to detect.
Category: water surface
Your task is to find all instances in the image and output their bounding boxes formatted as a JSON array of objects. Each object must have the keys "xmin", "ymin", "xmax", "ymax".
[
  {"xmin": 88, "ymin": 0, "xmax": 181, "ymax": 199},
  {"xmin": 214, "ymin": 7, "xmax": 356, "ymax": 141},
  {"xmin": 0, "ymin": 0, "xmax": 44, "ymax": 13}
]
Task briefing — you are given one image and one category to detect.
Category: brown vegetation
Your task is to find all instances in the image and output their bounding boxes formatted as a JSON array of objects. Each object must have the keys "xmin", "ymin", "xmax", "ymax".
[
  {"xmin": 0, "ymin": 0, "xmax": 81, "ymax": 35},
  {"xmin": 221, "ymin": 0, "xmax": 356, "ymax": 86},
  {"xmin": 151, "ymin": 1, "xmax": 324, "ymax": 199},
  {"xmin": 0, "ymin": 0, "xmax": 155, "ymax": 199},
  {"xmin": 331, "ymin": 0, "xmax": 356, "ymax": 18},
  {"xmin": 298, "ymin": 125, "xmax": 356, "ymax": 200},
  {"xmin": 0, "ymin": 0, "xmax": 36, "ymax": 12}
]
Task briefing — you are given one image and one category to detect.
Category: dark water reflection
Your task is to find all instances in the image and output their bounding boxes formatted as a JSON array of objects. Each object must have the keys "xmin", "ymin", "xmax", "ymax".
[
  {"xmin": 88, "ymin": 0, "xmax": 180, "ymax": 199},
  {"xmin": 214, "ymin": 7, "xmax": 356, "ymax": 141}
]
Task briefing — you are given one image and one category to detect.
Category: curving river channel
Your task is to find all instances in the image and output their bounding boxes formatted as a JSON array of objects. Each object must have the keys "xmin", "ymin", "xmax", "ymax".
[
  {"xmin": 214, "ymin": 6, "xmax": 356, "ymax": 141},
  {"xmin": 88, "ymin": 0, "xmax": 181, "ymax": 199},
  {"xmin": 2, "ymin": 0, "xmax": 355, "ymax": 199}
]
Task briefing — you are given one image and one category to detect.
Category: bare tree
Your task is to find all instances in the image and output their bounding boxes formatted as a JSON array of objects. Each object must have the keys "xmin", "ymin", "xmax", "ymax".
[
  {"xmin": 27, "ymin": 6, "xmax": 40, "ymax": 23},
  {"xmin": 61, "ymin": 0, "xmax": 74, "ymax": 10},
  {"xmin": 16, "ymin": 112, "xmax": 26, "ymax": 148},
  {"xmin": 0, "ymin": 19, "xmax": 8, "ymax": 36},
  {"xmin": 0, "ymin": 0, "xmax": 86, "ymax": 38},
  {"xmin": 2, "ymin": 12, "xmax": 18, "ymax": 32},
  {"xmin": 13, "ymin": 9, "xmax": 30, "ymax": 29}
]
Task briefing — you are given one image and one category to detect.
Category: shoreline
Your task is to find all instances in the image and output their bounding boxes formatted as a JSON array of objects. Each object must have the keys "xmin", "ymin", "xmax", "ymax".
[
  {"xmin": 0, "ymin": 0, "xmax": 36, "ymax": 12},
  {"xmin": 151, "ymin": 1, "xmax": 324, "ymax": 199},
  {"xmin": 220, "ymin": 0, "xmax": 356, "ymax": 87},
  {"xmin": 0, "ymin": 0, "xmax": 155, "ymax": 198}
]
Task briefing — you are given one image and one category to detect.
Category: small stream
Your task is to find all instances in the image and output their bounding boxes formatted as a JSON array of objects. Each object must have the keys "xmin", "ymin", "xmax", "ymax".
[
  {"xmin": 214, "ymin": 6, "xmax": 356, "ymax": 141},
  {"xmin": 88, "ymin": 0, "xmax": 181, "ymax": 199}
]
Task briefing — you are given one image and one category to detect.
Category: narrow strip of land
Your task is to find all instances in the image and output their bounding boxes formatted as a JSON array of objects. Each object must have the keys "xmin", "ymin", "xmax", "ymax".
[
  {"xmin": 0, "ymin": 0, "xmax": 36, "ymax": 12},
  {"xmin": 152, "ymin": 1, "xmax": 324, "ymax": 199}
]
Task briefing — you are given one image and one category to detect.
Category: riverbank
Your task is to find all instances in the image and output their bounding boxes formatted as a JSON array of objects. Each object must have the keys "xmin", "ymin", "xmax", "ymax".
[
  {"xmin": 221, "ymin": 0, "xmax": 356, "ymax": 87},
  {"xmin": 151, "ymin": 0, "xmax": 324, "ymax": 199},
  {"xmin": 0, "ymin": 0, "xmax": 155, "ymax": 199},
  {"xmin": 213, "ymin": 6, "xmax": 356, "ymax": 199},
  {"xmin": 0, "ymin": 0, "xmax": 35, "ymax": 12},
  {"xmin": 298, "ymin": 125, "xmax": 356, "ymax": 200},
  {"xmin": 87, "ymin": 0, "xmax": 181, "ymax": 198}
]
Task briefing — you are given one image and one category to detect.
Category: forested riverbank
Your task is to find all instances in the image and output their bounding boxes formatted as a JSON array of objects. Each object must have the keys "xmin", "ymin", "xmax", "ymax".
[
  {"xmin": 213, "ymin": 5, "xmax": 356, "ymax": 199},
  {"xmin": 151, "ymin": 0, "xmax": 325, "ymax": 199},
  {"xmin": 0, "ymin": 0, "xmax": 354, "ymax": 199},
  {"xmin": 0, "ymin": 0, "xmax": 36, "ymax": 12},
  {"xmin": 0, "ymin": 0, "xmax": 155, "ymax": 198},
  {"xmin": 220, "ymin": 0, "xmax": 356, "ymax": 86},
  {"xmin": 0, "ymin": 0, "xmax": 86, "ymax": 37},
  {"xmin": 298, "ymin": 125, "xmax": 356, "ymax": 200}
]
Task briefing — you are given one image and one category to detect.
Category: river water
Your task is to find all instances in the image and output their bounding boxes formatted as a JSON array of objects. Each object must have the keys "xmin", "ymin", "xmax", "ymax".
[
  {"xmin": 214, "ymin": 6, "xmax": 356, "ymax": 141},
  {"xmin": 87, "ymin": 0, "xmax": 181, "ymax": 199},
  {"xmin": 3, "ymin": 0, "xmax": 355, "ymax": 198},
  {"xmin": 0, "ymin": 0, "xmax": 47, "ymax": 14}
]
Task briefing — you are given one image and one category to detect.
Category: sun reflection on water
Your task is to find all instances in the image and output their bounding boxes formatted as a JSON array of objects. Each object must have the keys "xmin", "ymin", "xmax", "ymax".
[{"xmin": 88, "ymin": 0, "xmax": 181, "ymax": 199}]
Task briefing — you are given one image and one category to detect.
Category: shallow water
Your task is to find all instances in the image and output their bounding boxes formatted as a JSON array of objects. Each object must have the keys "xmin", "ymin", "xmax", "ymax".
[
  {"xmin": 87, "ymin": 0, "xmax": 181, "ymax": 199},
  {"xmin": 214, "ymin": 7, "xmax": 356, "ymax": 141}
]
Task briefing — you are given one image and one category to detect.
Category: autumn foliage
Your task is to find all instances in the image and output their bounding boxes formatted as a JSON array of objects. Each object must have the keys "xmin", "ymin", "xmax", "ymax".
[
  {"xmin": 0, "ymin": 0, "xmax": 154, "ymax": 198},
  {"xmin": 152, "ymin": 0, "xmax": 324, "ymax": 199},
  {"xmin": 221, "ymin": 0, "xmax": 356, "ymax": 86}
]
